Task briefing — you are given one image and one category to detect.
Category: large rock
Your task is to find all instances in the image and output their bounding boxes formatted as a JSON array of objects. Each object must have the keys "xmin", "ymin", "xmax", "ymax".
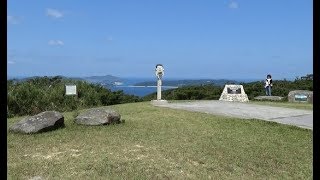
[
  {"xmin": 9, "ymin": 111, "xmax": 65, "ymax": 134},
  {"xmin": 288, "ymin": 90, "xmax": 313, "ymax": 103},
  {"xmin": 75, "ymin": 108, "xmax": 121, "ymax": 125}
]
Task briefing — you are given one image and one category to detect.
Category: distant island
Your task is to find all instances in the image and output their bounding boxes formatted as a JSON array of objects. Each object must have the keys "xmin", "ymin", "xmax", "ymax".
[
  {"xmin": 80, "ymin": 75, "xmax": 123, "ymax": 86},
  {"xmin": 134, "ymin": 79, "xmax": 239, "ymax": 87}
]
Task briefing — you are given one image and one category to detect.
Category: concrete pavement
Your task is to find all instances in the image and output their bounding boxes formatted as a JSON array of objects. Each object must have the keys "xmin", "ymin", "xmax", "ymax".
[{"xmin": 153, "ymin": 100, "xmax": 313, "ymax": 130}]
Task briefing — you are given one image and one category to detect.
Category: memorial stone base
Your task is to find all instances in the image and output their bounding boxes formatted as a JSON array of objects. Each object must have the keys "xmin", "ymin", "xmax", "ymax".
[{"xmin": 151, "ymin": 100, "xmax": 168, "ymax": 105}]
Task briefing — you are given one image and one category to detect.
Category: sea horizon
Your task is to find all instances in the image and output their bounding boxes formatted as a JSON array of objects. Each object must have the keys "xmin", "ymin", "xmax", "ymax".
[{"xmin": 7, "ymin": 75, "xmax": 296, "ymax": 82}]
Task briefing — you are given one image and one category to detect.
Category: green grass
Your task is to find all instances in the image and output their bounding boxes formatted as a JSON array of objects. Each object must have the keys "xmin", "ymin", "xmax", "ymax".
[
  {"xmin": 249, "ymin": 101, "xmax": 313, "ymax": 110},
  {"xmin": 8, "ymin": 102, "xmax": 312, "ymax": 179}
]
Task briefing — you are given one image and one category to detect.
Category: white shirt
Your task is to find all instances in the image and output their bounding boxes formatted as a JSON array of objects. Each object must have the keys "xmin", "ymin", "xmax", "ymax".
[{"xmin": 265, "ymin": 78, "xmax": 272, "ymax": 87}]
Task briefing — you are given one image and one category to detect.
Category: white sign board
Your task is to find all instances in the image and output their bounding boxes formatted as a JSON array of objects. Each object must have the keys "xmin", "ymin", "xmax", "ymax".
[{"xmin": 65, "ymin": 85, "xmax": 77, "ymax": 95}]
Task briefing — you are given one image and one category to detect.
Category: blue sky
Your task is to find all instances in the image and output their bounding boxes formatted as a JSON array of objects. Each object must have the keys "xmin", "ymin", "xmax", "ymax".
[{"xmin": 7, "ymin": 0, "xmax": 313, "ymax": 80}]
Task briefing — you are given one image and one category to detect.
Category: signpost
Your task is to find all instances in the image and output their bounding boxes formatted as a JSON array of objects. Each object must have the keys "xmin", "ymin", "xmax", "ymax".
[{"xmin": 65, "ymin": 84, "xmax": 77, "ymax": 96}]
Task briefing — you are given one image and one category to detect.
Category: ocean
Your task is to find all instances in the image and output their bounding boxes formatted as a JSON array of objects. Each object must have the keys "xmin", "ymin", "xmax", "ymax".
[
  {"xmin": 106, "ymin": 78, "xmax": 262, "ymax": 97},
  {"xmin": 106, "ymin": 77, "xmax": 176, "ymax": 97}
]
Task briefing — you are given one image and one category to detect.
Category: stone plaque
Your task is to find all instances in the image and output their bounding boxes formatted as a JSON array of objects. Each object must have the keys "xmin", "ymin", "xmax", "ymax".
[
  {"xmin": 65, "ymin": 85, "xmax": 77, "ymax": 95},
  {"xmin": 294, "ymin": 94, "xmax": 308, "ymax": 102},
  {"xmin": 227, "ymin": 87, "xmax": 241, "ymax": 94}
]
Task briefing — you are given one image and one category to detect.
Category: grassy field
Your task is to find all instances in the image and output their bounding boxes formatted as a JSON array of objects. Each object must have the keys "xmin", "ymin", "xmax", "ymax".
[{"xmin": 8, "ymin": 102, "xmax": 312, "ymax": 179}]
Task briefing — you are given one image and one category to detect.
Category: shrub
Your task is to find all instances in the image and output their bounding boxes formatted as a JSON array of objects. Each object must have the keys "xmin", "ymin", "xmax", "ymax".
[{"xmin": 7, "ymin": 76, "xmax": 142, "ymax": 117}]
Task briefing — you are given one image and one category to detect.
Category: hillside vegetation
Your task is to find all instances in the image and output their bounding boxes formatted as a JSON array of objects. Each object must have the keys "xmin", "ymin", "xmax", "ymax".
[
  {"xmin": 143, "ymin": 77, "xmax": 313, "ymax": 101},
  {"xmin": 7, "ymin": 76, "xmax": 141, "ymax": 117},
  {"xmin": 7, "ymin": 75, "xmax": 312, "ymax": 117}
]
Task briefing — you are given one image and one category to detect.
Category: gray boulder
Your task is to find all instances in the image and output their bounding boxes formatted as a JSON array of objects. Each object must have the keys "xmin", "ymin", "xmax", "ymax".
[
  {"xmin": 9, "ymin": 111, "xmax": 64, "ymax": 134},
  {"xmin": 75, "ymin": 108, "xmax": 121, "ymax": 125},
  {"xmin": 288, "ymin": 90, "xmax": 313, "ymax": 103}
]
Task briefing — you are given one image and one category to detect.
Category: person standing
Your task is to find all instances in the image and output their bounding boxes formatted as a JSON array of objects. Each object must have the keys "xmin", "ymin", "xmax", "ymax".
[{"xmin": 265, "ymin": 74, "xmax": 273, "ymax": 96}]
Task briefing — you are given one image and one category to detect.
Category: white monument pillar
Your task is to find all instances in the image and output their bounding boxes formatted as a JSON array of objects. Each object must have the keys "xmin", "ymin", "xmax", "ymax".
[
  {"xmin": 151, "ymin": 64, "xmax": 168, "ymax": 105},
  {"xmin": 155, "ymin": 64, "xmax": 164, "ymax": 100},
  {"xmin": 157, "ymin": 78, "xmax": 162, "ymax": 100}
]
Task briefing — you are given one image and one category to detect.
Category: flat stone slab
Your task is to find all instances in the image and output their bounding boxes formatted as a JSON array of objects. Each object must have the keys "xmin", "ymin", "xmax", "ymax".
[
  {"xmin": 254, "ymin": 96, "xmax": 284, "ymax": 101},
  {"xmin": 153, "ymin": 100, "xmax": 313, "ymax": 130}
]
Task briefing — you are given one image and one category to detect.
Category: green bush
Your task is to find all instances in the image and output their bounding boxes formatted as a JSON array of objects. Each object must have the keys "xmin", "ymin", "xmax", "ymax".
[
  {"xmin": 143, "ymin": 84, "xmax": 223, "ymax": 101},
  {"xmin": 7, "ymin": 76, "xmax": 142, "ymax": 117}
]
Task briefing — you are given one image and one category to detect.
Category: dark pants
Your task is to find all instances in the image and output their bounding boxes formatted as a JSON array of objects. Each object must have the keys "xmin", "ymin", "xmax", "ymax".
[{"xmin": 265, "ymin": 86, "xmax": 272, "ymax": 96}]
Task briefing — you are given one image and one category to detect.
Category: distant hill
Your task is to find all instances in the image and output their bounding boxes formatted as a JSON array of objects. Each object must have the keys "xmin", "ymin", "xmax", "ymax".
[
  {"xmin": 8, "ymin": 75, "xmax": 123, "ymax": 86},
  {"xmin": 81, "ymin": 75, "xmax": 122, "ymax": 86},
  {"xmin": 8, "ymin": 76, "xmax": 76, "ymax": 83},
  {"xmin": 134, "ymin": 79, "xmax": 239, "ymax": 87}
]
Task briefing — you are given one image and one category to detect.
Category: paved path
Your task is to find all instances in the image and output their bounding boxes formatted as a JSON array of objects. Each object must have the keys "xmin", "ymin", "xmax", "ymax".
[{"xmin": 153, "ymin": 100, "xmax": 313, "ymax": 130}]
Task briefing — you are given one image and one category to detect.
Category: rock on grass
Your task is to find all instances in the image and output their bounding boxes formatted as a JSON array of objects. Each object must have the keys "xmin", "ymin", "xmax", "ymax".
[
  {"xmin": 9, "ymin": 111, "xmax": 65, "ymax": 134},
  {"xmin": 75, "ymin": 108, "xmax": 121, "ymax": 125}
]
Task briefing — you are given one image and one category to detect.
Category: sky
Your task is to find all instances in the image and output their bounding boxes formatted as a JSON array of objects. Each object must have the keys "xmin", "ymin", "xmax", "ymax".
[{"xmin": 7, "ymin": 0, "xmax": 313, "ymax": 80}]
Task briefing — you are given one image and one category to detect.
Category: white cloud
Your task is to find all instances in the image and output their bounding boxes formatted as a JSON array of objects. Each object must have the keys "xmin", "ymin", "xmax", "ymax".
[
  {"xmin": 7, "ymin": 15, "xmax": 19, "ymax": 24},
  {"xmin": 46, "ymin": 8, "xmax": 64, "ymax": 18},
  {"xmin": 229, "ymin": 1, "xmax": 239, "ymax": 9},
  {"xmin": 8, "ymin": 61, "xmax": 15, "ymax": 64},
  {"xmin": 48, "ymin": 40, "xmax": 64, "ymax": 46}
]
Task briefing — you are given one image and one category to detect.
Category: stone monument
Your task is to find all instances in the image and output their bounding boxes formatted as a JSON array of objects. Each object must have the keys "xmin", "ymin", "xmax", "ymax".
[
  {"xmin": 219, "ymin": 84, "xmax": 249, "ymax": 102},
  {"xmin": 151, "ymin": 64, "xmax": 168, "ymax": 104},
  {"xmin": 288, "ymin": 90, "xmax": 313, "ymax": 103}
]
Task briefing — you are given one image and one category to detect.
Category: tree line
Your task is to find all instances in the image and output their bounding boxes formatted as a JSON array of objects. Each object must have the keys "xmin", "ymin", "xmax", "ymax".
[{"xmin": 143, "ymin": 77, "xmax": 313, "ymax": 101}]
